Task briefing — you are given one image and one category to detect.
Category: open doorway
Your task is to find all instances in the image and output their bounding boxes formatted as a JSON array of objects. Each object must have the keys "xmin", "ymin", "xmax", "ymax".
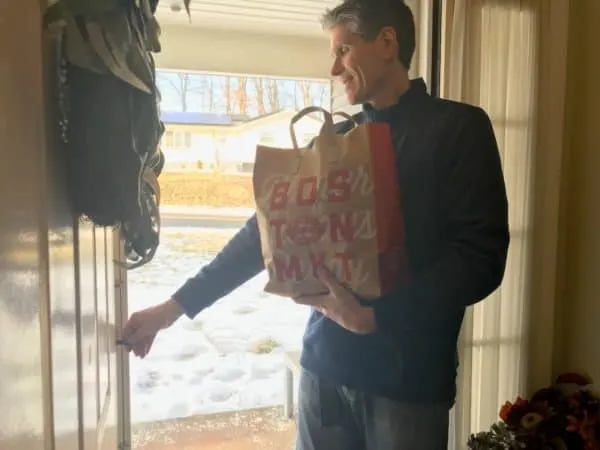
[
  {"xmin": 119, "ymin": 0, "xmax": 437, "ymax": 448},
  {"xmin": 128, "ymin": 70, "xmax": 330, "ymax": 450}
]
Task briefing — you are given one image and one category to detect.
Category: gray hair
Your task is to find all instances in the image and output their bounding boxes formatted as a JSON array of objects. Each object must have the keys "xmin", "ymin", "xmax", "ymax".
[{"xmin": 321, "ymin": 0, "xmax": 416, "ymax": 69}]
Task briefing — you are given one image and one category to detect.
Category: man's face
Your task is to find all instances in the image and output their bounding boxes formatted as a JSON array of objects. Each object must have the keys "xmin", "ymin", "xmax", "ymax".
[{"xmin": 328, "ymin": 25, "xmax": 393, "ymax": 105}]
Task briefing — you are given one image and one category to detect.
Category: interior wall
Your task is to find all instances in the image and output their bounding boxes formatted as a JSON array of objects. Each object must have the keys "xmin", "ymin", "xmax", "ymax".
[
  {"xmin": 553, "ymin": 0, "xmax": 600, "ymax": 380},
  {"xmin": 155, "ymin": 24, "xmax": 330, "ymax": 79}
]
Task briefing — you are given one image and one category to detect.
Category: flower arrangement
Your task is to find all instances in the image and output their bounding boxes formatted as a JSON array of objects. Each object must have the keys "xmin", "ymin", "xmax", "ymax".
[{"xmin": 468, "ymin": 372, "xmax": 600, "ymax": 449}]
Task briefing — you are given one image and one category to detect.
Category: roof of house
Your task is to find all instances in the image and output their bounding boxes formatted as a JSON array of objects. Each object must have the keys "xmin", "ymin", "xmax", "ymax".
[
  {"xmin": 160, "ymin": 109, "xmax": 323, "ymax": 128},
  {"xmin": 160, "ymin": 111, "xmax": 234, "ymax": 126}
]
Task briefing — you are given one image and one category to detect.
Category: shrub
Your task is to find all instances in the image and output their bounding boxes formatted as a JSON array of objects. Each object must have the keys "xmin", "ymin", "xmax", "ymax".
[{"xmin": 160, "ymin": 172, "xmax": 255, "ymax": 207}]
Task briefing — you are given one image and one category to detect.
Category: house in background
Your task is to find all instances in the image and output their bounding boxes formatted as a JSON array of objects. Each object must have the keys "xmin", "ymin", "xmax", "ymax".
[{"xmin": 160, "ymin": 109, "xmax": 324, "ymax": 173}]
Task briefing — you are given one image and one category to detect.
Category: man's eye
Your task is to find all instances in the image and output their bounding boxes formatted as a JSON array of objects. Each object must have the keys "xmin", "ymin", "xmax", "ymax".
[{"xmin": 330, "ymin": 45, "xmax": 350, "ymax": 59}]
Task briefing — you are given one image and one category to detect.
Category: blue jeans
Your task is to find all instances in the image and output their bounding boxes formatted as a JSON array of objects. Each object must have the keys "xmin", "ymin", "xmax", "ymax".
[{"xmin": 296, "ymin": 369, "xmax": 449, "ymax": 450}]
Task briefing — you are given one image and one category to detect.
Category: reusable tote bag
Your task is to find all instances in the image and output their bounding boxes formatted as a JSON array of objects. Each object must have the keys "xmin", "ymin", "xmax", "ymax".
[{"xmin": 253, "ymin": 106, "xmax": 407, "ymax": 300}]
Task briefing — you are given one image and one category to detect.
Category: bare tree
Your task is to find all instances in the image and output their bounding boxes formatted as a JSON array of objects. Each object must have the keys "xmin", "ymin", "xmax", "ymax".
[
  {"xmin": 235, "ymin": 76, "xmax": 249, "ymax": 115},
  {"xmin": 284, "ymin": 81, "xmax": 298, "ymax": 109},
  {"xmin": 198, "ymin": 75, "xmax": 216, "ymax": 112},
  {"xmin": 297, "ymin": 80, "xmax": 313, "ymax": 108},
  {"xmin": 267, "ymin": 79, "xmax": 280, "ymax": 112},
  {"xmin": 207, "ymin": 76, "xmax": 215, "ymax": 112},
  {"xmin": 253, "ymin": 78, "xmax": 266, "ymax": 115},
  {"xmin": 316, "ymin": 83, "xmax": 329, "ymax": 108},
  {"xmin": 222, "ymin": 76, "xmax": 233, "ymax": 114},
  {"xmin": 159, "ymin": 72, "xmax": 196, "ymax": 111}
]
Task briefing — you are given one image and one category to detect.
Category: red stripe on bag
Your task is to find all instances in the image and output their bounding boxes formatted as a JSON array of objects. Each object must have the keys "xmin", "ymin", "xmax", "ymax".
[{"xmin": 367, "ymin": 122, "xmax": 409, "ymax": 294}]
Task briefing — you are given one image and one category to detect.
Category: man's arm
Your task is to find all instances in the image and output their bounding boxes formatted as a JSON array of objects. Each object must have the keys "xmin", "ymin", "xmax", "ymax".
[
  {"xmin": 171, "ymin": 214, "xmax": 265, "ymax": 319},
  {"xmin": 372, "ymin": 106, "xmax": 510, "ymax": 333}
]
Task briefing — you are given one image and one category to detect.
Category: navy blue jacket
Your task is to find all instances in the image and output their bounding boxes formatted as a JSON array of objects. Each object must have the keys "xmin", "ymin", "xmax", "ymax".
[{"xmin": 172, "ymin": 79, "xmax": 509, "ymax": 405}]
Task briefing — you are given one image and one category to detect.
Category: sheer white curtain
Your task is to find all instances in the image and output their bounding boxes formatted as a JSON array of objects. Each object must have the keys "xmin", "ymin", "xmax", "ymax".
[
  {"xmin": 328, "ymin": 1, "xmax": 544, "ymax": 446},
  {"xmin": 441, "ymin": 1, "xmax": 540, "ymax": 447}
]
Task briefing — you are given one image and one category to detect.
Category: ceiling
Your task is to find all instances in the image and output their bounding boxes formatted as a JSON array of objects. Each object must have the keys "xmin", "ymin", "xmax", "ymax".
[{"xmin": 156, "ymin": 0, "xmax": 341, "ymax": 37}]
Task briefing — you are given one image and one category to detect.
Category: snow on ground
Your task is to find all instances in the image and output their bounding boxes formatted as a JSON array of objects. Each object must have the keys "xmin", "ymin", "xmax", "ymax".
[{"xmin": 127, "ymin": 226, "xmax": 311, "ymax": 424}]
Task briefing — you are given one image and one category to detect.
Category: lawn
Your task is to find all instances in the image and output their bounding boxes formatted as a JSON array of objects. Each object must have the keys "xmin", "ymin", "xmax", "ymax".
[{"xmin": 159, "ymin": 172, "xmax": 255, "ymax": 207}]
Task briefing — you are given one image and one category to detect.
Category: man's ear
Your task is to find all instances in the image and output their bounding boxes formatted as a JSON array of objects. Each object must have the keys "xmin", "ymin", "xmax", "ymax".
[{"xmin": 379, "ymin": 26, "xmax": 399, "ymax": 61}]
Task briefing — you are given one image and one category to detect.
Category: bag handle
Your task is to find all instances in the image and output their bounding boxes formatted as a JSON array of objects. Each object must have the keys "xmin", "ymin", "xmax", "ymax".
[
  {"xmin": 289, "ymin": 106, "xmax": 336, "ymax": 149},
  {"xmin": 332, "ymin": 111, "xmax": 358, "ymax": 127},
  {"xmin": 287, "ymin": 107, "xmax": 359, "ymax": 173},
  {"xmin": 289, "ymin": 107, "xmax": 359, "ymax": 148}
]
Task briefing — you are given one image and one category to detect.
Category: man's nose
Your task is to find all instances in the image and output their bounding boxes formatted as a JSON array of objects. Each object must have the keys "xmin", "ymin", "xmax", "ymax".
[{"xmin": 330, "ymin": 57, "xmax": 343, "ymax": 78}]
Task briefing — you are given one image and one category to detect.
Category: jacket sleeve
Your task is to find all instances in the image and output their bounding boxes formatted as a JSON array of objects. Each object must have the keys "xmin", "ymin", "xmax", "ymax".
[
  {"xmin": 171, "ymin": 213, "xmax": 265, "ymax": 318},
  {"xmin": 372, "ymin": 107, "xmax": 510, "ymax": 333}
]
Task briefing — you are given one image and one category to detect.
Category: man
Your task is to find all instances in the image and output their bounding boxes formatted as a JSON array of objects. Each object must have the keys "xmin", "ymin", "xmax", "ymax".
[{"xmin": 122, "ymin": 1, "xmax": 509, "ymax": 449}]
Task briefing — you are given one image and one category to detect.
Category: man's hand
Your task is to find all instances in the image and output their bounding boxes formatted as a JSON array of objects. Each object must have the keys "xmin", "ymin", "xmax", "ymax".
[
  {"xmin": 121, "ymin": 299, "xmax": 183, "ymax": 358},
  {"xmin": 293, "ymin": 267, "xmax": 376, "ymax": 334}
]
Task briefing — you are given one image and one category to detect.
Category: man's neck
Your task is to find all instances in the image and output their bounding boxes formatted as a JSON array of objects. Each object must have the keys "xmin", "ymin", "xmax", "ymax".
[{"xmin": 367, "ymin": 71, "xmax": 411, "ymax": 110}]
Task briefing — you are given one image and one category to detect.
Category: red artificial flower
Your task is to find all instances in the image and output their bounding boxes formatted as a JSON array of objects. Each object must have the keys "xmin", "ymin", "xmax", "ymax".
[
  {"xmin": 567, "ymin": 415, "xmax": 581, "ymax": 433},
  {"xmin": 500, "ymin": 396, "xmax": 529, "ymax": 424},
  {"xmin": 475, "ymin": 372, "xmax": 600, "ymax": 450},
  {"xmin": 556, "ymin": 372, "xmax": 593, "ymax": 386},
  {"xmin": 521, "ymin": 412, "xmax": 544, "ymax": 430}
]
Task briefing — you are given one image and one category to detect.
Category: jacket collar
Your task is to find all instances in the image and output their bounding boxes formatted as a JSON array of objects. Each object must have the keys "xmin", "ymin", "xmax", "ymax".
[{"xmin": 362, "ymin": 78, "xmax": 428, "ymax": 122}]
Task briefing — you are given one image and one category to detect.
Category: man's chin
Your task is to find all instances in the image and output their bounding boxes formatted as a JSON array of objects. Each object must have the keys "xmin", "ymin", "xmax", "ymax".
[{"xmin": 344, "ymin": 92, "xmax": 361, "ymax": 105}]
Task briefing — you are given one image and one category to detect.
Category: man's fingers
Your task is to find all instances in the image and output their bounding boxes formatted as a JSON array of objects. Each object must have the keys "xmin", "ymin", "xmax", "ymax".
[
  {"xmin": 131, "ymin": 336, "xmax": 154, "ymax": 359},
  {"xmin": 293, "ymin": 294, "xmax": 327, "ymax": 307},
  {"xmin": 292, "ymin": 294, "xmax": 332, "ymax": 316},
  {"xmin": 122, "ymin": 314, "xmax": 139, "ymax": 340},
  {"xmin": 316, "ymin": 266, "xmax": 347, "ymax": 297},
  {"xmin": 137, "ymin": 342, "xmax": 150, "ymax": 359},
  {"xmin": 143, "ymin": 341, "xmax": 153, "ymax": 358},
  {"xmin": 127, "ymin": 326, "xmax": 152, "ymax": 348},
  {"xmin": 317, "ymin": 306, "xmax": 328, "ymax": 316}
]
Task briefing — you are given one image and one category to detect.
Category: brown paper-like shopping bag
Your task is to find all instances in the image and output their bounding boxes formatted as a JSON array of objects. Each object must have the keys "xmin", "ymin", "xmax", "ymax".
[{"xmin": 253, "ymin": 106, "xmax": 407, "ymax": 300}]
